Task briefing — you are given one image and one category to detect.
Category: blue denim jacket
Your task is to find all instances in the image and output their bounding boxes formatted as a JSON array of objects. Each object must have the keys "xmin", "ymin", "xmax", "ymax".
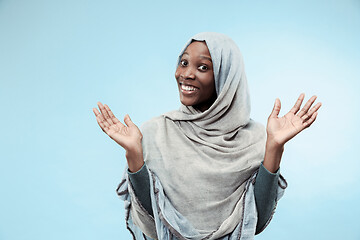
[{"xmin": 117, "ymin": 168, "xmax": 287, "ymax": 240}]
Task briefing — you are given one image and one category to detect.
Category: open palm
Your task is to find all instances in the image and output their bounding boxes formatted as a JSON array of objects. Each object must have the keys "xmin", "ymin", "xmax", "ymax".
[
  {"xmin": 93, "ymin": 102, "xmax": 142, "ymax": 152},
  {"xmin": 267, "ymin": 94, "xmax": 322, "ymax": 146}
]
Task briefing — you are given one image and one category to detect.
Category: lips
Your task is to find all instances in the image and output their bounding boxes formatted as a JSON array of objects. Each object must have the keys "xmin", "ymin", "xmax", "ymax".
[
  {"xmin": 179, "ymin": 82, "xmax": 199, "ymax": 94},
  {"xmin": 181, "ymin": 84, "xmax": 197, "ymax": 91},
  {"xmin": 179, "ymin": 81, "xmax": 198, "ymax": 89}
]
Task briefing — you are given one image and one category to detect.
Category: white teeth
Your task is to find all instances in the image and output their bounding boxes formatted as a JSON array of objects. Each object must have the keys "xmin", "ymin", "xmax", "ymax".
[{"xmin": 181, "ymin": 84, "xmax": 196, "ymax": 91}]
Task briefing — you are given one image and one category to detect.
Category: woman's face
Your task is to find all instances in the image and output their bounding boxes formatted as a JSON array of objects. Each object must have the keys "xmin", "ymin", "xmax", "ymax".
[{"xmin": 175, "ymin": 41, "xmax": 216, "ymax": 112}]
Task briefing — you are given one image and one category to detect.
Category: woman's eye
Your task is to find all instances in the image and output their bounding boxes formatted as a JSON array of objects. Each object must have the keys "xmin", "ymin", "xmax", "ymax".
[
  {"xmin": 180, "ymin": 60, "xmax": 188, "ymax": 66},
  {"xmin": 198, "ymin": 65, "xmax": 208, "ymax": 71}
]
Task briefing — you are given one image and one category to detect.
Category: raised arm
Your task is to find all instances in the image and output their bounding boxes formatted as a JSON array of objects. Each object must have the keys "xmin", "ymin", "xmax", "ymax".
[
  {"xmin": 263, "ymin": 94, "xmax": 322, "ymax": 172},
  {"xmin": 93, "ymin": 102, "xmax": 144, "ymax": 172}
]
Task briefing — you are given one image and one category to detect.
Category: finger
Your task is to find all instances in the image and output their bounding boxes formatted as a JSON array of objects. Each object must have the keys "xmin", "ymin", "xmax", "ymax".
[
  {"xmin": 93, "ymin": 107, "xmax": 103, "ymax": 121},
  {"xmin": 104, "ymin": 104, "xmax": 121, "ymax": 124},
  {"xmin": 124, "ymin": 114, "xmax": 136, "ymax": 127},
  {"xmin": 97, "ymin": 116, "xmax": 110, "ymax": 133},
  {"xmin": 103, "ymin": 104, "xmax": 126, "ymax": 130},
  {"xmin": 301, "ymin": 102, "xmax": 322, "ymax": 121},
  {"xmin": 298, "ymin": 95, "xmax": 317, "ymax": 118},
  {"xmin": 290, "ymin": 93, "xmax": 305, "ymax": 114},
  {"xmin": 93, "ymin": 107, "xmax": 111, "ymax": 129},
  {"xmin": 98, "ymin": 102, "xmax": 114, "ymax": 125},
  {"xmin": 93, "ymin": 108, "xmax": 109, "ymax": 131},
  {"xmin": 308, "ymin": 102, "xmax": 322, "ymax": 116},
  {"xmin": 303, "ymin": 111, "xmax": 318, "ymax": 129},
  {"xmin": 269, "ymin": 98, "xmax": 281, "ymax": 118}
]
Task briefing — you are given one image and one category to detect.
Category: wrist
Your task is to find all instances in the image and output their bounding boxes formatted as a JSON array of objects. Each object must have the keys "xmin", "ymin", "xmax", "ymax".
[
  {"xmin": 263, "ymin": 138, "xmax": 284, "ymax": 173},
  {"xmin": 126, "ymin": 145, "xmax": 144, "ymax": 173},
  {"xmin": 266, "ymin": 136, "xmax": 285, "ymax": 152}
]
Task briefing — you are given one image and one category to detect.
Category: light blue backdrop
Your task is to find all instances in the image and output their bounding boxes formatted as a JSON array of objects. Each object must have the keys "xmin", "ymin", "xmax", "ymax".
[{"xmin": 0, "ymin": 0, "xmax": 359, "ymax": 239}]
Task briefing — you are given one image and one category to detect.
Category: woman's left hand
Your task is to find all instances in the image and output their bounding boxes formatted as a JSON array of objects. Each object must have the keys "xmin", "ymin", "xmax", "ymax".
[{"xmin": 266, "ymin": 93, "xmax": 322, "ymax": 147}]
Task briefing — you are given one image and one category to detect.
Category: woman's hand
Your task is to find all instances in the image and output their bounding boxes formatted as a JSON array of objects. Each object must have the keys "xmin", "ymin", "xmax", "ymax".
[
  {"xmin": 266, "ymin": 93, "xmax": 322, "ymax": 147},
  {"xmin": 263, "ymin": 94, "xmax": 321, "ymax": 173},
  {"xmin": 93, "ymin": 102, "xmax": 144, "ymax": 172}
]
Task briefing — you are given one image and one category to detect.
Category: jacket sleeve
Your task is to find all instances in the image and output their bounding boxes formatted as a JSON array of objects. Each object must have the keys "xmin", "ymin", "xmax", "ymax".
[
  {"xmin": 116, "ymin": 165, "xmax": 157, "ymax": 239},
  {"xmin": 128, "ymin": 163, "xmax": 154, "ymax": 217},
  {"xmin": 254, "ymin": 163, "xmax": 280, "ymax": 234}
]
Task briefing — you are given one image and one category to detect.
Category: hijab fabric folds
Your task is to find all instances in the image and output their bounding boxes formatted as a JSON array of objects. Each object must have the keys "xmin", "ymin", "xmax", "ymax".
[{"xmin": 117, "ymin": 32, "xmax": 287, "ymax": 240}]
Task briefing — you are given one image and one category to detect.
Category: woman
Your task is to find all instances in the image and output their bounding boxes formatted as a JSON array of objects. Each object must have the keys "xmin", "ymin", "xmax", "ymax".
[{"xmin": 93, "ymin": 32, "xmax": 321, "ymax": 239}]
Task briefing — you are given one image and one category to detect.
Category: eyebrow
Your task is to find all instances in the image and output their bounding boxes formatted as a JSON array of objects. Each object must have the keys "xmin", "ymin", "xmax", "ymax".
[
  {"xmin": 182, "ymin": 52, "xmax": 212, "ymax": 62},
  {"xmin": 200, "ymin": 55, "xmax": 212, "ymax": 62}
]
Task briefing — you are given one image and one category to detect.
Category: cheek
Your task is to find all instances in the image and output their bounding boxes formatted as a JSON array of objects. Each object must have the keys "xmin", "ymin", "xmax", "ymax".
[
  {"xmin": 205, "ymin": 74, "xmax": 215, "ymax": 87},
  {"xmin": 206, "ymin": 76, "xmax": 216, "ymax": 95},
  {"xmin": 175, "ymin": 67, "xmax": 181, "ymax": 79}
]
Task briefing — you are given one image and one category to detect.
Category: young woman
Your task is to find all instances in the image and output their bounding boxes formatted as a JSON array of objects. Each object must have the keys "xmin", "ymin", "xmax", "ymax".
[{"xmin": 93, "ymin": 32, "xmax": 321, "ymax": 239}]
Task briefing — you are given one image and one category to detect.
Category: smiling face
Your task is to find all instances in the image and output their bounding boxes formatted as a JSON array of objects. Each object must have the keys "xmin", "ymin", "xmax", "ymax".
[{"xmin": 175, "ymin": 41, "xmax": 216, "ymax": 112}]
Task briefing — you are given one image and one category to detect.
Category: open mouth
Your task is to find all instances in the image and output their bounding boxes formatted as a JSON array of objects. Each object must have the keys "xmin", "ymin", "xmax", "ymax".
[{"xmin": 180, "ymin": 83, "xmax": 198, "ymax": 92}]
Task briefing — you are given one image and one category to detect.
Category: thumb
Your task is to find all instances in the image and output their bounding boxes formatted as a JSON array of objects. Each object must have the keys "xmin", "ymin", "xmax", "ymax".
[
  {"xmin": 124, "ymin": 114, "xmax": 135, "ymax": 127},
  {"xmin": 269, "ymin": 98, "xmax": 281, "ymax": 118}
]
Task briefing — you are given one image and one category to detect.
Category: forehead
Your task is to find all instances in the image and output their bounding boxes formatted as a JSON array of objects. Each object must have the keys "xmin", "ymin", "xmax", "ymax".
[{"xmin": 183, "ymin": 41, "xmax": 211, "ymax": 58}]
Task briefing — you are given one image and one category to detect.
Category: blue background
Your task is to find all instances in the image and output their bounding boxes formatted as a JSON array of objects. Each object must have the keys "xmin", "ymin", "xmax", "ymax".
[{"xmin": 1, "ymin": 0, "xmax": 359, "ymax": 239}]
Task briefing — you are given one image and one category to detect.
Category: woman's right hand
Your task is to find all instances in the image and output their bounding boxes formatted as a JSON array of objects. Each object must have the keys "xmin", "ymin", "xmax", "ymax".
[{"xmin": 93, "ymin": 102, "xmax": 144, "ymax": 172}]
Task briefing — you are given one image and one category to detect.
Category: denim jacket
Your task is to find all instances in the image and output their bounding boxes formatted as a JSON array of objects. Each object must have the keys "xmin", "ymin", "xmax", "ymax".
[{"xmin": 117, "ymin": 167, "xmax": 287, "ymax": 240}]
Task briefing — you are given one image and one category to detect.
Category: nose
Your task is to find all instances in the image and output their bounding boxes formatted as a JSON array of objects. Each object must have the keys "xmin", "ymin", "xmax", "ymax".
[{"xmin": 181, "ymin": 66, "xmax": 195, "ymax": 80}]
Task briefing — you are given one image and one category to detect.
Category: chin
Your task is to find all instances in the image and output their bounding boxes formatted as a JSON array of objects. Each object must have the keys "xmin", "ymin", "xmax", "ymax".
[
  {"xmin": 180, "ymin": 99, "xmax": 196, "ymax": 107},
  {"xmin": 180, "ymin": 101, "xmax": 193, "ymax": 107}
]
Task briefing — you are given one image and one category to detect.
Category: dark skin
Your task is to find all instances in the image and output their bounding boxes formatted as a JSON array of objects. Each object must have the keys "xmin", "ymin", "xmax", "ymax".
[
  {"xmin": 93, "ymin": 41, "xmax": 322, "ymax": 173},
  {"xmin": 175, "ymin": 41, "xmax": 217, "ymax": 112}
]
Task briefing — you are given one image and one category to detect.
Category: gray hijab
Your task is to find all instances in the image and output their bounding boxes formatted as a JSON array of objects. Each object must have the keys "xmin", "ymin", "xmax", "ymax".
[{"xmin": 139, "ymin": 32, "xmax": 266, "ymax": 237}]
